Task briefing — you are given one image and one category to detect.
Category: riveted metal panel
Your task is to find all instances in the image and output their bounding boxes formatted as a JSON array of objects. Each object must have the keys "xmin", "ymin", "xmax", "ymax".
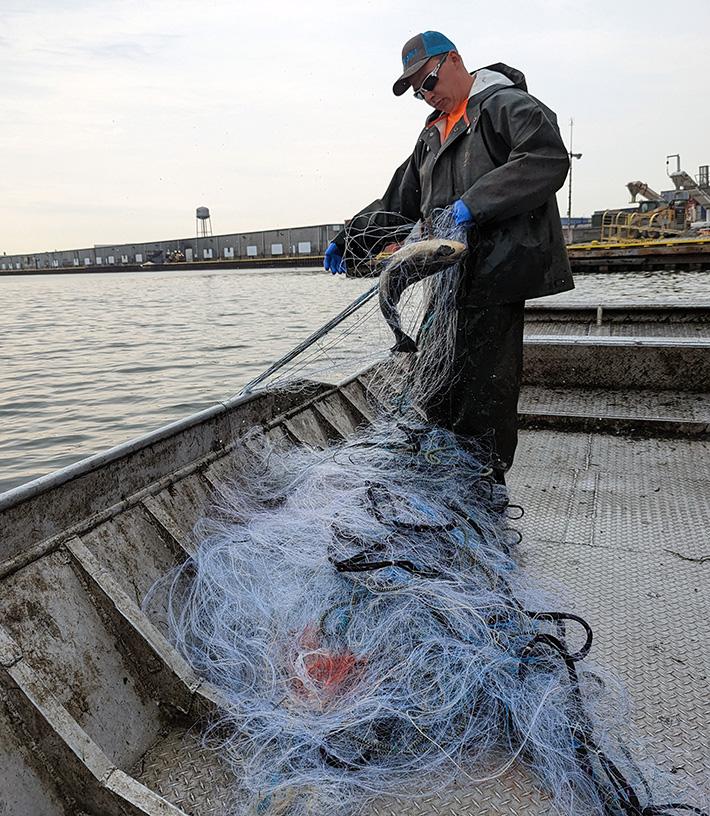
[
  {"xmin": 0, "ymin": 552, "xmax": 166, "ymax": 768},
  {"xmin": 141, "ymin": 475, "xmax": 215, "ymax": 553},
  {"xmin": 79, "ymin": 506, "xmax": 185, "ymax": 608},
  {"xmin": 283, "ymin": 407, "xmax": 335, "ymax": 449},
  {"xmin": 312, "ymin": 391, "xmax": 365, "ymax": 438},
  {"xmin": 0, "ymin": 703, "xmax": 67, "ymax": 816}
]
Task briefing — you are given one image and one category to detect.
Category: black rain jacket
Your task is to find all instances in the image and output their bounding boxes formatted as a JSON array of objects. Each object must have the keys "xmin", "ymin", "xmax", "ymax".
[{"xmin": 339, "ymin": 63, "xmax": 574, "ymax": 306}]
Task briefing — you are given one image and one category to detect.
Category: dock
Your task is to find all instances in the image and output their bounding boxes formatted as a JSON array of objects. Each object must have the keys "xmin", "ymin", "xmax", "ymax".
[
  {"xmin": 0, "ymin": 255, "xmax": 326, "ymax": 276},
  {"xmin": 3, "ymin": 239, "xmax": 709, "ymax": 277},
  {"xmin": 567, "ymin": 236, "xmax": 710, "ymax": 273}
]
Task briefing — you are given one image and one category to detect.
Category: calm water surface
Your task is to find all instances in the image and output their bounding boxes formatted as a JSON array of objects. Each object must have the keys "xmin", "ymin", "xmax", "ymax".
[{"xmin": 2, "ymin": 266, "xmax": 709, "ymax": 494}]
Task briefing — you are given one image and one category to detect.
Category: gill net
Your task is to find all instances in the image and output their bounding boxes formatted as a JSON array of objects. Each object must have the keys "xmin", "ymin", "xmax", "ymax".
[
  {"xmin": 236, "ymin": 207, "xmax": 464, "ymax": 404},
  {"xmin": 145, "ymin": 206, "xmax": 708, "ymax": 816}
]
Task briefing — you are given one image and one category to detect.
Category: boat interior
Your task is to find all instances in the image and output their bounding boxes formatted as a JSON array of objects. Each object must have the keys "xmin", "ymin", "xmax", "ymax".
[{"xmin": 0, "ymin": 303, "xmax": 708, "ymax": 815}]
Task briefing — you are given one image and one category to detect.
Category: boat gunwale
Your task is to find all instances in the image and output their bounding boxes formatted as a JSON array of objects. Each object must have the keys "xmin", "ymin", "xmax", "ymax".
[
  {"xmin": 0, "ymin": 393, "xmax": 255, "ymax": 514},
  {"xmin": 0, "ymin": 369, "xmax": 371, "ymax": 515}
]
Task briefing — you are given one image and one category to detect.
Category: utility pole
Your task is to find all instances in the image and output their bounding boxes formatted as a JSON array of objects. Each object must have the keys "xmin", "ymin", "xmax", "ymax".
[{"xmin": 567, "ymin": 118, "xmax": 583, "ymax": 243}]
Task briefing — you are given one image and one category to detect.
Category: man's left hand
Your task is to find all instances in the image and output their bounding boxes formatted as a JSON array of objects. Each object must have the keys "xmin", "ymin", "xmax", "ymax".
[
  {"xmin": 324, "ymin": 242, "xmax": 347, "ymax": 275},
  {"xmin": 452, "ymin": 199, "xmax": 475, "ymax": 227}
]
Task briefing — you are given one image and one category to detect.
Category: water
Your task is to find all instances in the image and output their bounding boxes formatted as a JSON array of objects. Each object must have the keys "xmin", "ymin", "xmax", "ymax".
[{"xmin": 1, "ymin": 266, "xmax": 709, "ymax": 495}]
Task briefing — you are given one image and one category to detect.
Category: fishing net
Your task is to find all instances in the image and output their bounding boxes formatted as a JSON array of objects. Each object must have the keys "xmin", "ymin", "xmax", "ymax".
[
  {"xmin": 235, "ymin": 207, "xmax": 465, "ymax": 400},
  {"xmin": 146, "ymin": 206, "xmax": 708, "ymax": 815}
]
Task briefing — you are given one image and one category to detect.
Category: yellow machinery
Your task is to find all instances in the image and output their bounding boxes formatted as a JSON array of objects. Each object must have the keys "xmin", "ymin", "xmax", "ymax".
[
  {"xmin": 598, "ymin": 158, "xmax": 710, "ymax": 243},
  {"xmin": 599, "ymin": 203, "xmax": 686, "ymax": 242}
]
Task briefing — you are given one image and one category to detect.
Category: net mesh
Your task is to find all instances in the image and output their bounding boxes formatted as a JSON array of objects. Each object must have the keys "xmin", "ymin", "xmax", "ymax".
[{"xmin": 234, "ymin": 207, "xmax": 465, "ymax": 400}]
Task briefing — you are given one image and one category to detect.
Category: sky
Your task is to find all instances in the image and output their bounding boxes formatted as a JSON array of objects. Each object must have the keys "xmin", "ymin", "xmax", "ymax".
[{"xmin": 1, "ymin": 0, "xmax": 709, "ymax": 255}]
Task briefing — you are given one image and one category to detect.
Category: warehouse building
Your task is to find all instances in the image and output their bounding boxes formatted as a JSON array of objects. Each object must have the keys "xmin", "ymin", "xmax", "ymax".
[{"xmin": 1, "ymin": 224, "xmax": 344, "ymax": 272}]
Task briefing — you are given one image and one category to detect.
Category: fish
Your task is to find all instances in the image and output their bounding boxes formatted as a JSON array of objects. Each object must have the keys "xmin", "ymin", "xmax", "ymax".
[{"xmin": 378, "ymin": 238, "xmax": 468, "ymax": 353}]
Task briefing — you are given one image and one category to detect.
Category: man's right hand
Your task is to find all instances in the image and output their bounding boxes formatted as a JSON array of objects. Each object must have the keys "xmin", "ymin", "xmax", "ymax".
[
  {"xmin": 324, "ymin": 242, "xmax": 346, "ymax": 275},
  {"xmin": 452, "ymin": 199, "xmax": 475, "ymax": 228}
]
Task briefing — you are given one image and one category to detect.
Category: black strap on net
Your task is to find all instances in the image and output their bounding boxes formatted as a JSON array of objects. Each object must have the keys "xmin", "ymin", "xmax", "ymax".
[
  {"xmin": 366, "ymin": 484, "xmax": 458, "ymax": 534},
  {"xmin": 331, "ymin": 551, "xmax": 441, "ymax": 580},
  {"xmin": 443, "ymin": 493, "xmax": 523, "ymax": 554},
  {"xmin": 518, "ymin": 620, "xmax": 708, "ymax": 816},
  {"xmin": 523, "ymin": 610, "xmax": 594, "ymax": 662},
  {"xmin": 367, "ymin": 482, "xmax": 524, "ymax": 551},
  {"xmin": 506, "ymin": 503, "xmax": 525, "ymax": 520},
  {"xmin": 328, "ymin": 522, "xmax": 442, "ymax": 579}
]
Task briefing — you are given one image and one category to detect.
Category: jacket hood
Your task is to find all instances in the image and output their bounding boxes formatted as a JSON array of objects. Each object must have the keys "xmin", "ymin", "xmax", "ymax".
[{"xmin": 479, "ymin": 63, "xmax": 527, "ymax": 92}]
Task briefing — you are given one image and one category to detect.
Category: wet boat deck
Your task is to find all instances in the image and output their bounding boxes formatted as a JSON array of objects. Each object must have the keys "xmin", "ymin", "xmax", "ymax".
[{"xmin": 126, "ymin": 430, "xmax": 710, "ymax": 815}]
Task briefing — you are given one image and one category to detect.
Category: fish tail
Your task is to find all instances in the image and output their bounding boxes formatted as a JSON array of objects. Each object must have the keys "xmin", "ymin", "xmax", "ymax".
[{"xmin": 391, "ymin": 333, "xmax": 419, "ymax": 354}]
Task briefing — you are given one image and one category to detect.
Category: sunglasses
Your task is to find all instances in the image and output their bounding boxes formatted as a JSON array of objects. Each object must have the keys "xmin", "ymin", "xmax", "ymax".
[{"xmin": 412, "ymin": 53, "xmax": 448, "ymax": 100}]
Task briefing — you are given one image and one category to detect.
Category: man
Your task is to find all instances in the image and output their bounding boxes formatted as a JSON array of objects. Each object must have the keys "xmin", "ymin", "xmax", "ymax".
[{"xmin": 324, "ymin": 31, "xmax": 574, "ymax": 482}]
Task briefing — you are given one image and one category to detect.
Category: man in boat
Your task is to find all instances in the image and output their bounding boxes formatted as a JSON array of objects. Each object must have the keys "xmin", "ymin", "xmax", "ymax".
[{"xmin": 324, "ymin": 31, "xmax": 573, "ymax": 483}]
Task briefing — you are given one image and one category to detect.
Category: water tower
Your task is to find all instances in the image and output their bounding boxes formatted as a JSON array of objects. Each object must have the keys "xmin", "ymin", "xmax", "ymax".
[{"xmin": 196, "ymin": 206, "xmax": 213, "ymax": 238}]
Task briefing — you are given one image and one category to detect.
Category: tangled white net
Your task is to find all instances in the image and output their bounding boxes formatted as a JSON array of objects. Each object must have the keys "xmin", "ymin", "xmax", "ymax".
[{"xmin": 237, "ymin": 207, "xmax": 465, "ymax": 407}]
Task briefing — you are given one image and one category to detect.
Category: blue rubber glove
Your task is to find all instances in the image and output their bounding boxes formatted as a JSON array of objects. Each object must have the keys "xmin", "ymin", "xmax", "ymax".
[
  {"xmin": 324, "ymin": 242, "xmax": 346, "ymax": 275},
  {"xmin": 452, "ymin": 199, "xmax": 475, "ymax": 228}
]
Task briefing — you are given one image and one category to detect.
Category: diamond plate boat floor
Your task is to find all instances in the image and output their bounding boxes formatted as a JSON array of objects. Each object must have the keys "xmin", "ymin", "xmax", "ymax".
[{"xmin": 130, "ymin": 430, "xmax": 710, "ymax": 815}]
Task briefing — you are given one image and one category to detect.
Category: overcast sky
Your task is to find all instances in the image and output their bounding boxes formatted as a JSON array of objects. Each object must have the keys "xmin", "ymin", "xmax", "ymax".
[{"xmin": 2, "ymin": 0, "xmax": 709, "ymax": 255}]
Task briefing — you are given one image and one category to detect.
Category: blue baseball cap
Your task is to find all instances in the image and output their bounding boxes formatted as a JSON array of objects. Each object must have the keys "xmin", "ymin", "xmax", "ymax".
[{"xmin": 393, "ymin": 31, "xmax": 457, "ymax": 96}]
